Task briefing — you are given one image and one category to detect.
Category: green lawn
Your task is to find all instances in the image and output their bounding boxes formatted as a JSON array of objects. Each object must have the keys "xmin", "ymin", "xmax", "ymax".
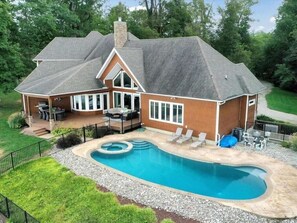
[
  {"xmin": 266, "ymin": 87, "xmax": 297, "ymax": 115},
  {"xmin": 0, "ymin": 90, "xmax": 48, "ymax": 156},
  {"xmin": 0, "ymin": 158, "xmax": 160, "ymax": 223}
]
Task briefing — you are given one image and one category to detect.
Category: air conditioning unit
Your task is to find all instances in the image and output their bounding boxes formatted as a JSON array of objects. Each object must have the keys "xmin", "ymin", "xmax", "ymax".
[{"xmin": 265, "ymin": 124, "xmax": 278, "ymax": 133}]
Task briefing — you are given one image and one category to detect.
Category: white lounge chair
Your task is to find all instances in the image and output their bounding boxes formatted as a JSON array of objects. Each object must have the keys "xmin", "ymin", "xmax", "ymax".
[
  {"xmin": 167, "ymin": 127, "xmax": 183, "ymax": 142},
  {"xmin": 190, "ymin": 132, "xmax": 207, "ymax": 148},
  {"xmin": 176, "ymin": 129, "xmax": 193, "ymax": 144}
]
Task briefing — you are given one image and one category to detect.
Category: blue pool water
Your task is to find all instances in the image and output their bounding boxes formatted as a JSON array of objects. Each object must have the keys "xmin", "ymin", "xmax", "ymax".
[
  {"xmin": 91, "ymin": 140, "xmax": 267, "ymax": 200},
  {"xmin": 101, "ymin": 142, "xmax": 128, "ymax": 151}
]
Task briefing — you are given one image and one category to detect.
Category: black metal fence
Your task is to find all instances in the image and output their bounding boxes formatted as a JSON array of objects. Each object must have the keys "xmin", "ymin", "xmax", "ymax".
[
  {"xmin": 0, "ymin": 193, "xmax": 39, "ymax": 223},
  {"xmin": 247, "ymin": 120, "xmax": 296, "ymax": 141},
  {"xmin": 0, "ymin": 117, "xmax": 142, "ymax": 174},
  {"xmin": 0, "ymin": 140, "xmax": 49, "ymax": 175},
  {"xmin": 254, "ymin": 120, "xmax": 297, "ymax": 135}
]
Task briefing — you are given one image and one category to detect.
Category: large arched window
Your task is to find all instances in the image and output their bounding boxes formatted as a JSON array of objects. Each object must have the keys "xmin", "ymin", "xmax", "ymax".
[{"xmin": 113, "ymin": 71, "xmax": 138, "ymax": 89}]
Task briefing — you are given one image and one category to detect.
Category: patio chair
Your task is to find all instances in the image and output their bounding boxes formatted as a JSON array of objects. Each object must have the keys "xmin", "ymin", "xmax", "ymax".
[
  {"xmin": 176, "ymin": 129, "xmax": 193, "ymax": 144},
  {"xmin": 167, "ymin": 127, "xmax": 183, "ymax": 142},
  {"xmin": 190, "ymin": 132, "xmax": 207, "ymax": 148}
]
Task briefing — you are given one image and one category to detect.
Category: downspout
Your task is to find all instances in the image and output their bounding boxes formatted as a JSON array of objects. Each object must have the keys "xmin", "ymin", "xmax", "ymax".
[
  {"xmin": 215, "ymin": 101, "xmax": 225, "ymax": 143},
  {"xmin": 244, "ymin": 95, "xmax": 249, "ymax": 130}
]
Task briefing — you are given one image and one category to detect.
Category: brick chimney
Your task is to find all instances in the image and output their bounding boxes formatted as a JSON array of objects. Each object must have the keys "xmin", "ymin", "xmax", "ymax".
[{"xmin": 114, "ymin": 17, "xmax": 128, "ymax": 48}]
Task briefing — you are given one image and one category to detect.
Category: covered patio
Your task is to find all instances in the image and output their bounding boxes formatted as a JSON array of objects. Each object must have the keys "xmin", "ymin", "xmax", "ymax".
[{"xmin": 27, "ymin": 111, "xmax": 141, "ymax": 135}]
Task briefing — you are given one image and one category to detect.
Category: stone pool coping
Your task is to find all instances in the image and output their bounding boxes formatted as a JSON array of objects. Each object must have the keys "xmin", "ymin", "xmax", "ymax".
[{"xmin": 71, "ymin": 130, "xmax": 297, "ymax": 219}]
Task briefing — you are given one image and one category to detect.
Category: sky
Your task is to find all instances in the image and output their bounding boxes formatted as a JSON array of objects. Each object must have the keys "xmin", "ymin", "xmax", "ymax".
[{"xmin": 104, "ymin": 0, "xmax": 283, "ymax": 33}]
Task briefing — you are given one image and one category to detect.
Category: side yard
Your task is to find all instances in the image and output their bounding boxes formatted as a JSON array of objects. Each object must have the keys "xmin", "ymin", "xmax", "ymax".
[
  {"xmin": 266, "ymin": 87, "xmax": 297, "ymax": 115},
  {"xmin": 0, "ymin": 157, "xmax": 170, "ymax": 223},
  {"xmin": 0, "ymin": 90, "xmax": 50, "ymax": 156}
]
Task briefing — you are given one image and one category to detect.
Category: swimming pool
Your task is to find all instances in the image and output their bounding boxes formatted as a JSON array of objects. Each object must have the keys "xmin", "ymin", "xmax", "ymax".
[{"xmin": 91, "ymin": 140, "xmax": 267, "ymax": 200}]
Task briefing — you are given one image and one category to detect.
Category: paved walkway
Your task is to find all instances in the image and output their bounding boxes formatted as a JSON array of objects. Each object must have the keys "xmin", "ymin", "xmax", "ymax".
[
  {"xmin": 53, "ymin": 130, "xmax": 297, "ymax": 221},
  {"xmin": 257, "ymin": 81, "xmax": 297, "ymax": 124}
]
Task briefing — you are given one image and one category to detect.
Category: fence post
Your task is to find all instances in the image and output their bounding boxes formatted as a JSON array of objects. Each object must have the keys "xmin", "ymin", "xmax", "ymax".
[
  {"xmin": 121, "ymin": 115, "xmax": 124, "ymax": 134},
  {"xmin": 83, "ymin": 127, "xmax": 86, "ymax": 143},
  {"xmin": 24, "ymin": 211, "xmax": 28, "ymax": 223},
  {"xmin": 10, "ymin": 153, "xmax": 14, "ymax": 169},
  {"xmin": 95, "ymin": 124, "xmax": 98, "ymax": 139},
  {"xmin": 5, "ymin": 197, "xmax": 10, "ymax": 218},
  {"xmin": 130, "ymin": 110, "xmax": 133, "ymax": 130},
  {"xmin": 38, "ymin": 141, "xmax": 42, "ymax": 157}
]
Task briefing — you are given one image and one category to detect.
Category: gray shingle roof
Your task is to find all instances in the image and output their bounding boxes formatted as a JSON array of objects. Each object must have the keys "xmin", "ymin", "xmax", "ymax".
[
  {"xmin": 17, "ymin": 30, "xmax": 264, "ymax": 100},
  {"xmin": 125, "ymin": 37, "xmax": 265, "ymax": 100},
  {"xmin": 34, "ymin": 31, "xmax": 103, "ymax": 61},
  {"xmin": 16, "ymin": 58, "xmax": 104, "ymax": 95}
]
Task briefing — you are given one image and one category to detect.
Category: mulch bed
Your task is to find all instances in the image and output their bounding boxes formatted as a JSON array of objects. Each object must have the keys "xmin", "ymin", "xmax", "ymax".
[{"xmin": 97, "ymin": 185, "xmax": 200, "ymax": 223}]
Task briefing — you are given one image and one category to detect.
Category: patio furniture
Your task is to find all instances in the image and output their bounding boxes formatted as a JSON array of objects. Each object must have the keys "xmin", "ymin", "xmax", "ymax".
[
  {"xmin": 190, "ymin": 132, "xmax": 207, "ymax": 148},
  {"xmin": 176, "ymin": 129, "xmax": 193, "ymax": 144},
  {"xmin": 121, "ymin": 111, "xmax": 138, "ymax": 121},
  {"xmin": 167, "ymin": 127, "xmax": 183, "ymax": 142}
]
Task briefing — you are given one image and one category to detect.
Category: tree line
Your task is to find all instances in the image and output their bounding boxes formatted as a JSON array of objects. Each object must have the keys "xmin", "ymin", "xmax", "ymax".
[{"xmin": 0, "ymin": 0, "xmax": 296, "ymax": 93}]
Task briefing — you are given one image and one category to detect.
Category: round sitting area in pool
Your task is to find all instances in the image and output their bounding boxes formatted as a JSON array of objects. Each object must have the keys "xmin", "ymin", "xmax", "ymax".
[{"xmin": 97, "ymin": 141, "xmax": 133, "ymax": 155}]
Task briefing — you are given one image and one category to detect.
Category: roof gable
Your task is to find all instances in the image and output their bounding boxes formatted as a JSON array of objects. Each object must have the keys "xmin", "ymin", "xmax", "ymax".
[{"xmin": 96, "ymin": 48, "xmax": 146, "ymax": 92}]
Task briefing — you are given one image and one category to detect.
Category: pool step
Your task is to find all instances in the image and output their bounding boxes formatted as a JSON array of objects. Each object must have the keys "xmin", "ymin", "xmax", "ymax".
[{"xmin": 130, "ymin": 141, "xmax": 157, "ymax": 150}]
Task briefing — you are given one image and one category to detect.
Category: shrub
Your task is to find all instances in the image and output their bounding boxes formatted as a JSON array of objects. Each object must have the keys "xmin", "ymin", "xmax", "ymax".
[
  {"xmin": 7, "ymin": 112, "xmax": 26, "ymax": 129},
  {"xmin": 52, "ymin": 127, "xmax": 73, "ymax": 136},
  {"xmin": 84, "ymin": 125, "xmax": 95, "ymax": 138},
  {"xmin": 291, "ymin": 133, "xmax": 297, "ymax": 151},
  {"xmin": 281, "ymin": 141, "xmax": 291, "ymax": 148},
  {"xmin": 56, "ymin": 133, "xmax": 82, "ymax": 149},
  {"xmin": 256, "ymin": 115, "xmax": 276, "ymax": 122}
]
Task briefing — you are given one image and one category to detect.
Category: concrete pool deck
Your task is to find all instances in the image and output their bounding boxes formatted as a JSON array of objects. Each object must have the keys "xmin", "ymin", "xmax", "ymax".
[{"xmin": 70, "ymin": 130, "xmax": 297, "ymax": 219}]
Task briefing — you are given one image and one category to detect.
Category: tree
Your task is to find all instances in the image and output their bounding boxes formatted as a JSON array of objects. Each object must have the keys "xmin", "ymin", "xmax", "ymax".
[
  {"xmin": 14, "ymin": 0, "xmax": 82, "ymax": 72},
  {"xmin": 128, "ymin": 9, "xmax": 159, "ymax": 39},
  {"xmin": 214, "ymin": 0, "xmax": 257, "ymax": 67},
  {"xmin": 250, "ymin": 32, "xmax": 272, "ymax": 78},
  {"xmin": 0, "ymin": 1, "xmax": 24, "ymax": 93},
  {"xmin": 186, "ymin": 0, "xmax": 214, "ymax": 42},
  {"xmin": 143, "ymin": 0, "xmax": 165, "ymax": 35},
  {"xmin": 163, "ymin": 0, "xmax": 192, "ymax": 37},
  {"xmin": 263, "ymin": 0, "xmax": 297, "ymax": 91}
]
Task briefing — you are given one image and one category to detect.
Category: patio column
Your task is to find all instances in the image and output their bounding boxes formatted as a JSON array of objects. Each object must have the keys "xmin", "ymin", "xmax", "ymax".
[
  {"xmin": 26, "ymin": 96, "xmax": 33, "ymax": 127},
  {"xmin": 48, "ymin": 97, "xmax": 55, "ymax": 130}
]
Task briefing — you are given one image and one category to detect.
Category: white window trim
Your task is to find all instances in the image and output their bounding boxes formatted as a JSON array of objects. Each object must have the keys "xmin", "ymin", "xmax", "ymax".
[
  {"xmin": 149, "ymin": 100, "xmax": 184, "ymax": 126},
  {"xmin": 71, "ymin": 93, "xmax": 106, "ymax": 112},
  {"xmin": 112, "ymin": 71, "xmax": 138, "ymax": 90},
  {"xmin": 113, "ymin": 91, "xmax": 140, "ymax": 111},
  {"xmin": 249, "ymin": 99, "xmax": 256, "ymax": 106}
]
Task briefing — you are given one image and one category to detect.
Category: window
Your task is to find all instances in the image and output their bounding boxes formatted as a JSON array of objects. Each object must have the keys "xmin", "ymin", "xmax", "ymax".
[
  {"xmin": 71, "ymin": 93, "xmax": 108, "ymax": 111},
  {"xmin": 88, "ymin": 95, "xmax": 93, "ymax": 110},
  {"xmin": 96, "ymin": 95, "xmax": 101, "ymax": 109},
  {"xmin": 113, "ymin": 71, "xmax": 138, "ymax": 89},
  {"xmin": 81, "ymin": 95, "xmax": 86, "ymax": 110},
  {"xmin": 114, "ymin": 92, "xmax": 122, "ymax": 108},
  {"xmin": 249, "ymin": 99, "xmax": 256, "ymax": 106},
  {"xmin": 114, "ymin": 74, "xmax": 121, "ymax": 87},
  {"xmin": 150, "ymin": 100, "xmax": 183, "ymax": 125},
  {"xmin": 113, "ymin": 91, "xmax": 140, "ymax": 111}
]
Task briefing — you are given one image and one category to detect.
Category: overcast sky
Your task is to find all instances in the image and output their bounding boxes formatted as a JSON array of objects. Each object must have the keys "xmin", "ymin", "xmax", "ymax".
[{"xmin": 104, "ymin": 0, "xmax": 283, "ymax": 33}]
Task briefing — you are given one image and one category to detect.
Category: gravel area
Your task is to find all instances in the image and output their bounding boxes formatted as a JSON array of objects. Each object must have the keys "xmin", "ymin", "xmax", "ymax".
[
  {"xmin": 236, "ymin": 142, "xmax": 297, "ymax": 168},
  {"xmin": 51, "ymin": 147, "xmax": 297, "ymax": 223}
]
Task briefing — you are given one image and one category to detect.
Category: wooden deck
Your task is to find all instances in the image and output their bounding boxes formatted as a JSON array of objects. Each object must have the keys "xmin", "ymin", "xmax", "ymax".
[{"xmin": 28, "ymin": 112, "xmax": 141, "ymax": 133}]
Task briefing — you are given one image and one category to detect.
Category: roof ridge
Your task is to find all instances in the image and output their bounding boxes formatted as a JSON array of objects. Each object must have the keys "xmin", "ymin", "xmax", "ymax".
[
  {"xmin": 84, "ymin": 34, "xmax": 113, "ymax": 61},
  {"xmin": 23, "ymin": 63, "xmax": 85, "ymax": 92},
  {"xmin": 196, "ymin": 37, "xmax": 222, "ymax": 100},
  {"xmin": 22, "ymin": 61, "xmax": 86, "ymax": 88},
  {"xmin": 48, "ymin": 59, "xmax": 98, "ymax": 94}
]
